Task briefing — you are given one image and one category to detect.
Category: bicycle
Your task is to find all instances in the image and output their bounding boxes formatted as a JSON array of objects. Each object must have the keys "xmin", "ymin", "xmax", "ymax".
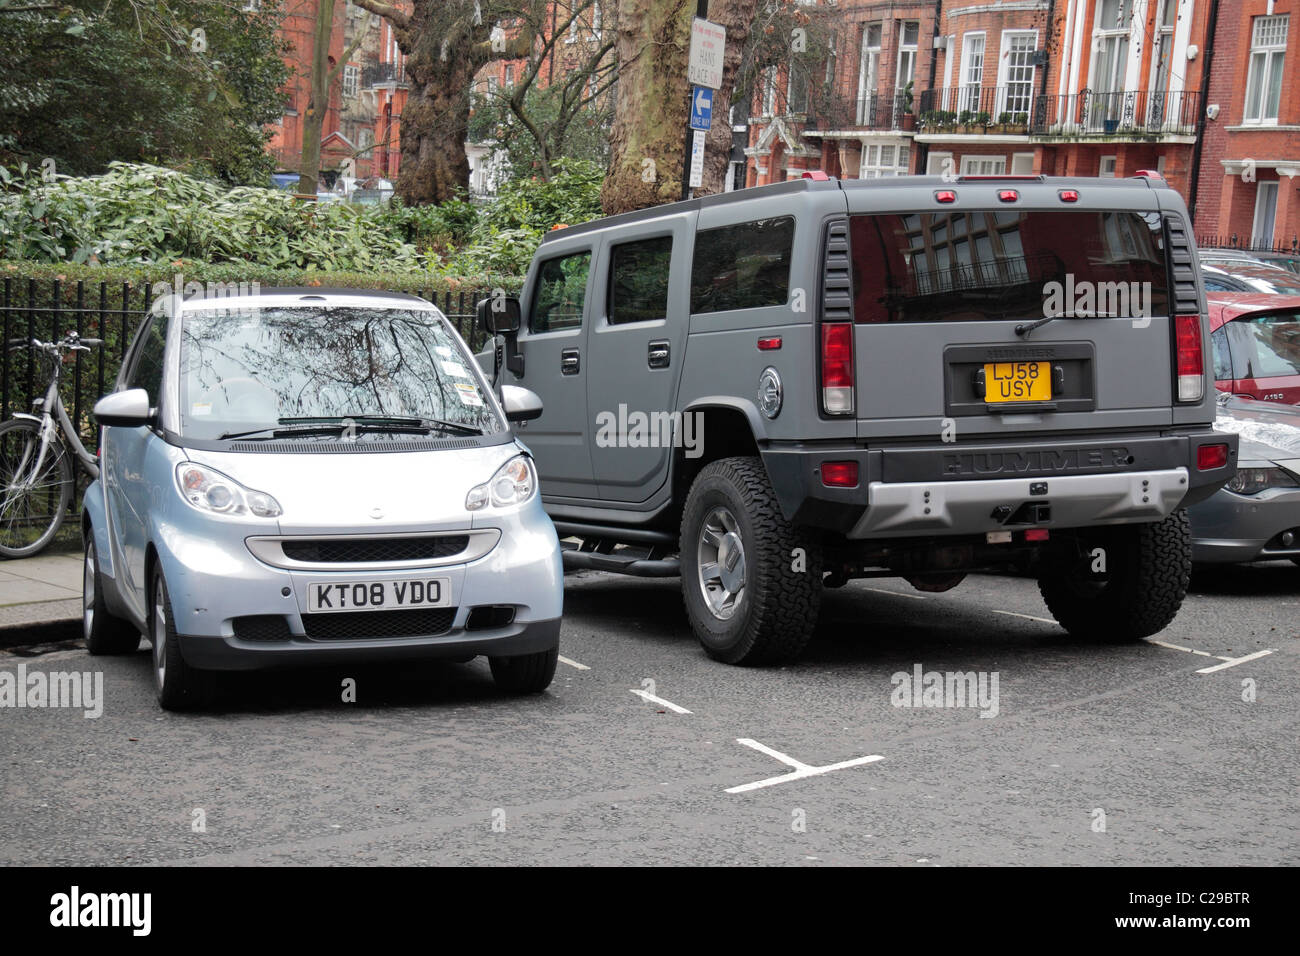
[{"xmin": 0, "ymin": 332, "xmax": 103, "ymax": 558}]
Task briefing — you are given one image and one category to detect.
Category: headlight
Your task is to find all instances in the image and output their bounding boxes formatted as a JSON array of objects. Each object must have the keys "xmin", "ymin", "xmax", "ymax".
[
  {"xmin": 176, "ymin": 462, "xmax": 282, "ymax": 517},
  {"xmin": 466, "ymin": 454, "xmax": 536, "ymax": 510},
  {"xmin": 1225, "ymin": 467, "xmax": 1298, "ymax": 496}
]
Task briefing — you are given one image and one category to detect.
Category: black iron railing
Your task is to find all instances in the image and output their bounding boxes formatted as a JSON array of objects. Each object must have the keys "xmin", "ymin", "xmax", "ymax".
[{"xmin": 916, "ymin": 87, "xmax": 1200, "ymax": 137}]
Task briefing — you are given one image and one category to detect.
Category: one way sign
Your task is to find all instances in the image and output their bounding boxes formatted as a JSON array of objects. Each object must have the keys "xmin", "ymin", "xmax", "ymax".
[{"xmin": 689, "ymin": 86, "xmax": 713, "ymax": 131}]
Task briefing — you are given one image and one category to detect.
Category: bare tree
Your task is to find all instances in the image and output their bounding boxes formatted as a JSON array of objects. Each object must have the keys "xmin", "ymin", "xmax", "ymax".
[{"xmin": 298, "ymin": 0, "xmax": 375, "ymax": 195}]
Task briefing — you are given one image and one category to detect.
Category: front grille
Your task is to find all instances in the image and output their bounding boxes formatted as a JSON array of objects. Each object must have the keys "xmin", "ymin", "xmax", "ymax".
[
  {"xmin": 233, "ymin": 615, "xmax": 294, "ymax": 641},
  {"xmin": 301, "ymin": 607, "xmax": 457, "ymax": 641},
  {"xmin": 281, "ymin": 535, "xmax": 470, "ymax": 563}
]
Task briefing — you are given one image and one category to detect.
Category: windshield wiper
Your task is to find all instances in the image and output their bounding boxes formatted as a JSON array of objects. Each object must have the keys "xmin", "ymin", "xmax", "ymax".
[
  {"xmin": 218, "ymin": 415, "xmax": 482, "ymax": 441},
  {"xmin": 1015, "ymin": 310, "xmax": 1117, "ymax": 337}
]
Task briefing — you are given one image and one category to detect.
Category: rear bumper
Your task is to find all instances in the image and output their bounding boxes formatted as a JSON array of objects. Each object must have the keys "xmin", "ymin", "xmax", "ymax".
[{"xmin": 762, "ymin": 430, "xmax": 1238, "ymax": 537}]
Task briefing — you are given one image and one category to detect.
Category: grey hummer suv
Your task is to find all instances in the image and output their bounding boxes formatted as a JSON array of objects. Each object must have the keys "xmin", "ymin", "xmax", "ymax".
[{"xmin": 478, "ymin": 174, "xmax": 1238, "ymax": 665}]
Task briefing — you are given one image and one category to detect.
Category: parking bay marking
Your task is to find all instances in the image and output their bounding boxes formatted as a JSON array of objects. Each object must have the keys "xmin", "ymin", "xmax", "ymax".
[
  {"xmin": 725, "ymin": 738, "xmax": 884, "ymax": 794},
  {"xmin": 1147, "ymin": 639, "xmax": 1275, "ymax": 673},
  {"xmin": 991, "ymin": 609, "xmax": 1059, "ymax": 626},
  {"xmin": 629, "ymin": 689, "xmax": 692, "ymax": 714},
  {"xmin": 558, "ymin": 655, "xmax": 590, "ymax": 671}
]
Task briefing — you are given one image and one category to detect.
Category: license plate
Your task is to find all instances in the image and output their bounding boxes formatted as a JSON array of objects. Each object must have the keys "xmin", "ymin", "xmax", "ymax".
[
  {"xmin": 307, "ymin": 578, "xmax": 451, "ymax": 613},
  {"xmin": 985, "ymin": 361, "xmax": 1051, "ymax": 403}
]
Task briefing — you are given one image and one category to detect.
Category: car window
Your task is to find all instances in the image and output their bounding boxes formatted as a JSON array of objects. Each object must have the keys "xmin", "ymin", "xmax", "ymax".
[
  {"xmin": 177, "ymin": 306, "xmax": 503, "ymax": 440},
  {"xmin": 126, "ymin": 316, "xmax": 166, "ymax": 404},
  {"xmin": 1204, "ymin": 277, "xmax": 1236, "ymax": 291},
  {"xmin": 1237, "ymin": 312, "xmax": 1300, "ymax": 378},
  {"xmin": 690, "ymin": 216, "xmax": 794, "ymax": 314},
  {"xmin": 530, "ymin": 251, "xmax": 591, "ymax": 333},
  {"xmin": 1211, "ymin": 327, "xmax": 1233, "ymax": 380},
  {"xmin": 608, "ymin": 236, "xmax": 673, "ymax": 325}
]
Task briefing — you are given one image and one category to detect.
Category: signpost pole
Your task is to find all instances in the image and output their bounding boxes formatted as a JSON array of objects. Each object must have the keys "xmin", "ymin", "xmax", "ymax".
[{"xmin": 683, "ymin": 0, "xmax": 709, "ymax": 201}]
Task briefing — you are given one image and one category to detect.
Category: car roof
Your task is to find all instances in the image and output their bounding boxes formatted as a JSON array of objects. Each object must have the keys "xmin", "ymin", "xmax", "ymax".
[
  {"xmin": 170, "ymin": 287, "xmax": 434, "ymax": 313},
  {"xmin": 541, "ymin": 174, "xmax": 1167, "ymax": 243},
  {"xmin": 1206, "ymin": 292, "xmax": 1300, "ymax": 328}
]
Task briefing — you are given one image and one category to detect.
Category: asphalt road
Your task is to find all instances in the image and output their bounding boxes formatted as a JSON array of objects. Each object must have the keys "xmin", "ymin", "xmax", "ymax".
[{"xmin": 1, "ymin": 565, "xmax": 1296, "ymax": 866}]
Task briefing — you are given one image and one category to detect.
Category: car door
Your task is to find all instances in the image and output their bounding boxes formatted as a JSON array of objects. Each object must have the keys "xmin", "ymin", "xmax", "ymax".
[
  {"xmin": 512, "ymin": 243, "xmax": 598, "ymax": 500},
  {"xmin": 104, "ymin": 312, "xmax": 166, "ymax": 618},
  {"xmin": 584, "ymin": 211, "xmax": 694, "ymax": 502}
]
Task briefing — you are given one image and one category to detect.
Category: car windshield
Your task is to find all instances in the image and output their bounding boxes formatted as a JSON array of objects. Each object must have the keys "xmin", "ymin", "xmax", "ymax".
[
  {"xmin": 849, "ymin": 209, "xmax": 1170, "ymax": 321},
  {"xmin": 177, "ymin": 305, "xmax": 502, "ymax": 440},
  {"xmin": 1234, "ymin": 311, "xmax": 1300, "ymax": 379}
]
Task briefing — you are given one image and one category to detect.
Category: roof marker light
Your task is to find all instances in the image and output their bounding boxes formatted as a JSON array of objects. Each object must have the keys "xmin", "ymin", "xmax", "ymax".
[{"xmin": 935, "ymin": 190, "xmax": 956, "ymax": 203}]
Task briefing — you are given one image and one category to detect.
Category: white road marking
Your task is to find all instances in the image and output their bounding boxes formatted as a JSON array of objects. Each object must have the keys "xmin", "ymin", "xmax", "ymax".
[
  {"xmin": 557, "ymin": 655, "xmax": 590, "ymax": 671},
  {"xmin": 629, "ymin": 689, "xmax": 692, "ymax": 714},
  {"xmin": 1148, "ymin": 639, "xmax": 1222, "ymax": 658},
  {"xmin": 860, "ymin": 586, "xmax": 926, "ymax": 600},
  {"xmin": 991, "ymin": 609, "xmax": 1059, "ymax": 625},
  {"xmin": 1195, "ymin": 649, "xmax": 1275, "ymax": 675},
  {"xmin": 725, "ymin": 738, "xmax": 883, "ymax": 794}
]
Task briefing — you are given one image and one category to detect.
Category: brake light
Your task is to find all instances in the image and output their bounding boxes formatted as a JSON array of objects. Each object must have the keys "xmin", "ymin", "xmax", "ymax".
[
  {"xmin": 1024, "ymin": 529, "xmax": 1050, "ymax": 542},
  {"xmin": 801, "ymin": 170, "xmax": 831, "ymax": 181},
  {"xmin": 1197, "ymin": 443, "xmax": 1229, "ymax": 470},
  {"xmin": 934, "ymin": 190, "xmax": 957, "ymax": 203},
  {"xmin": 998, "ymin": 189, "xmax": 1019, "ymax": 202},
  {"xmin": 1175, "ymin": 314, "xmax": 1204, "ymax": 402},
  {"xmin": 821, "ymin": 461, "xmax": 859, "ymax": 487},
  {"xmin": 821, "ymin": 323, "xmax": 854, "ymax": 415}
]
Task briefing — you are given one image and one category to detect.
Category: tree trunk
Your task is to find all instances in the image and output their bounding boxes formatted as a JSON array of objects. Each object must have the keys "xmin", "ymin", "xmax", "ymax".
[
  {"xmin": 600, "ymin": 0, "xmax": 695, "ymax": 215},
  {"xmin": 298, "ymin": 0, "xmax": 337, "ymax": 196},
  {"xmin": 397, "ymin": 37, "xmax": 476, "ymax": 205},
  {"xmin": 697, "ymin": 0, "xmax": 758, "ymax": 196}
]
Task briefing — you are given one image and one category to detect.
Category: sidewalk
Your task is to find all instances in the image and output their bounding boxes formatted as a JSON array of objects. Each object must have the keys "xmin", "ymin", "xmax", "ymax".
[{"xmin": 0, "ymin": 549, "xmax": 83, "ymax": 645}]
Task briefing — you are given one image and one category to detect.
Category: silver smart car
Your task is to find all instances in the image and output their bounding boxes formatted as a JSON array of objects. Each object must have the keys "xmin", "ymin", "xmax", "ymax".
[{"xmin": 81, "ymin": 289, "xmax": 562, "ymax": 710}]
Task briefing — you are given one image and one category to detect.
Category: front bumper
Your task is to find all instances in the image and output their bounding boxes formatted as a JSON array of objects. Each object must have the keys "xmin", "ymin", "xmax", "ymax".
[
  {"xmin": 1188, "ymin": 486, "xmax": 1300, "ymax": 563},
  {"xmin": 153, "ymin": 499, "xmax": 563, "ymax": 670},
  {"xmin": 762, "ymin": 431, "xmax": 1238, "ymax": 537}
]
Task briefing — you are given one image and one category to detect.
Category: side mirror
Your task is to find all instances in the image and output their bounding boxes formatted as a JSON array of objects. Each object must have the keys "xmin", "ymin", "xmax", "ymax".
[
  {"xmin": 476, "ymin": 295, "xmax": 522, "ymax": 335},
  {"xmin": 94, "ymin": 388, "xmax": 155, "ymax": 428},
  {"xmin": 500, "ymin": 385, "xmax": 542, "ymax": 422}
]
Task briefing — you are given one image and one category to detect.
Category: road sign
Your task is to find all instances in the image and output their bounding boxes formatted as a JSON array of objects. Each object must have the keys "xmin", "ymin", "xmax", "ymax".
[
  {"xmin": 688, "ymin": 129, "xmax": 706, "ymax": 188},
  {"xmin": 689, "ymin": 86, "xmax": 713, "ymax": 131},
  {"xmin": 688, "ymin": 18, "xmax": 726, "ymax": 90}
]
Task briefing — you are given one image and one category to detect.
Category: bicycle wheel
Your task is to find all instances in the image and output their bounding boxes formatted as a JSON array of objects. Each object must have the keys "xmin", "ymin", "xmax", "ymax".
[{"xmin": 0, "ymin": 418, "xmax": 74, "ymax": 558}]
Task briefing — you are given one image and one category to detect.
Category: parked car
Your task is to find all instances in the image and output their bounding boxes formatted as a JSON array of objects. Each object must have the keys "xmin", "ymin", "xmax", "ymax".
[
  {"xmin": 83, "ymin": 289, "xmax": 561, "ymax": 709},
  {"xmin": 1208, "ymin": 293, "xmax": 1300, "ymax": 403},
  {"xmin": 478, "ymin": 174, "xmax": 1238, "ymax": 664},
  {"xmin": 1200, "ymin": 247, "xmax": 1300, "ymax": 276},
  {"xmin": 1189, "ymin": 393, "xmax": 1300, "ymax": 565},
  {"xmin": 1197, "ymin": 256, "xmax": 1300, "ymax": 294}
]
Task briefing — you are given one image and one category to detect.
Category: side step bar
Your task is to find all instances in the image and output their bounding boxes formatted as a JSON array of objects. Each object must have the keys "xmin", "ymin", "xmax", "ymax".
[{"xmin": 560, "ymin": 544, "xmax": 681, "ymax": 577}]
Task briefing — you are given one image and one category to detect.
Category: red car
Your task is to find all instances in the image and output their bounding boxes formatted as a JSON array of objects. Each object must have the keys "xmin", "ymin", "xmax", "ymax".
[{"xmin": 1208, "ymin": 293, "xmax": 1300, "ymax": 404}]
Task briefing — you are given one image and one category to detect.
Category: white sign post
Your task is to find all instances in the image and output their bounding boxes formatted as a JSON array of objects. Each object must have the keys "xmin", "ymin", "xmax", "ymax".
[{"xmin": 687, "ymin": 18, "xmax": 726, "ymax": 90}]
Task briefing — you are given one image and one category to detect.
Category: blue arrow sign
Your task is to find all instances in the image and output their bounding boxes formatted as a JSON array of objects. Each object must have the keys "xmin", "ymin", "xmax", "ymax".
[{"xmin": 689, "ymin": 86, "xmax": 713, "ymax": 131}]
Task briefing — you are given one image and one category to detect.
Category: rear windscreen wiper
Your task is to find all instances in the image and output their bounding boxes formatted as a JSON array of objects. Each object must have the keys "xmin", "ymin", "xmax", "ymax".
[{"xmin": 1015, "ymin": 309, "xmax": 1117, "ymax": 337}]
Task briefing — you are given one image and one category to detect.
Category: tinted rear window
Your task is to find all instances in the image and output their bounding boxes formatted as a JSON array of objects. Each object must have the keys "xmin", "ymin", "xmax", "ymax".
[
  {"xmin": 691, "ymin": 216, "xmax": 794, "ymax": 314},
  {"xmin": 1229, "ymin": 311, "xmax": 1300, "ymax": 379},
  {"xmin": 849, "ymin": 210, "xmax": 1170, "ymax": 322}
]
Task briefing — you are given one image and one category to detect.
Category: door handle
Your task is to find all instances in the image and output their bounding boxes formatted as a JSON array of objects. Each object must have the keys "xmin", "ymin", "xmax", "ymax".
[
  {"xmin": 648, "ymin": 340, "xmax": 670, "ymax": 369},
  {"xmin": 561, "ymin": 348, "xmax": 580, "ymax": 375}
]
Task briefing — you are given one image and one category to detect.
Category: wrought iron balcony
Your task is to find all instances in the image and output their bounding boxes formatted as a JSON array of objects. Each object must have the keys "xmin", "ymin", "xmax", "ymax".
[
  {"xmin": 803, "ymin": 90, "xmax": 918, "ymax": 133},
  {"xmin": 363, "ymin": 62, "xmax": 407, "ymax": 88},
  {"xmin": 916, "ymin": 87, "xmax": 1200, "ymax": 138}
]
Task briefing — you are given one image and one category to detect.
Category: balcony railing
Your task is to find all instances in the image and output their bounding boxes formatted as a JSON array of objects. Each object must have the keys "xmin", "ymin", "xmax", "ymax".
[
  {"xmin": 363, "ymin": 62, "xmax": 406, "ymax": 88},
  {"xmin": 804, "ymin": 90, "xmax": 916, "ymax": 132},
  {"xmin": 916, "ymin": 87, "xmax": 1200, "ymax": 137}
]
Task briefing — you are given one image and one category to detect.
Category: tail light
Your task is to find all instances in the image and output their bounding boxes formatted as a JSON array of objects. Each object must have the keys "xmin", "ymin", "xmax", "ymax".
[
  {"xmin": 1197, "ymin": 443, "xmax": 1229, "ymax": 470},
  {"xmin": 821, "ymin": 323, "xmax": 854, "ymax": 415},
  {"xmin": 1174, "ymin": 314, "xmax": 1204, "ymax": 402},
  {"xmin": 821, "ymin": 461, "xmax": 859, "ymax": 487}
]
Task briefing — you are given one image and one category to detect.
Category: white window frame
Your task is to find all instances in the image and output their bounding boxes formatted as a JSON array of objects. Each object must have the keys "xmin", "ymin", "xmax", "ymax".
[
  {"xmin": 859, "ymin": 140, "xmax": 911, "ymax": 178},
  {"xmin": 959, "ymin": 32, "xmax": 985, "ymax": 115},
  {"xmin": 1253, "ymin": 181, "xmax": 1279, "ymax": 246},
  {"xmin": 997, "ymin": 30, "xmax": 1037, "ymax": 119},
  {"xmin": 1089, "ymin": 0, "xmax": 1131, "ymax": 128},
  {"xmin": 242, "ymin": 0, "xmax": 261, "ymax": 11},
  {"xmin": 926, "ymin": 151, "xmax": 954, "ymax": 176},
  {"xmin": 504, "ymin": 64, "xmax": 515, "ymax": 88},
  {"xmin": 1244, "ymin": 14, "xmax": 1289, "ymax": 125},
  {"xmin": 896, "ymin": 20, "xmax": 919, "ymax": 96},
  {"xmin": 762, "ymin": 67, "xmax": 777, "ymax": 117},
  {"xmin": 1010, "ymin": 152, "xmax": 1035, "ymax": 175},
  {"xmin": 960, "ymin": 156, "xmax": 1006, "ymax": 175},
  {"xmin": 1099, "ymin": 154, "xmax": 1118, "ymax": 177},
  {"xmin": 342, "ymin": 64, "xmax": 359, "ymax": 99},
  {"xmin": 858, "ymin": 22, "xmax": 882, "ymax": 125}
]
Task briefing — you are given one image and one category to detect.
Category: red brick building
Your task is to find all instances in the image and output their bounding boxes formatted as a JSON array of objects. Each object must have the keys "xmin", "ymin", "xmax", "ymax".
[{"xmin": 1191, "ymin": 0, "xmax": 1300, "ymax": 249}]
